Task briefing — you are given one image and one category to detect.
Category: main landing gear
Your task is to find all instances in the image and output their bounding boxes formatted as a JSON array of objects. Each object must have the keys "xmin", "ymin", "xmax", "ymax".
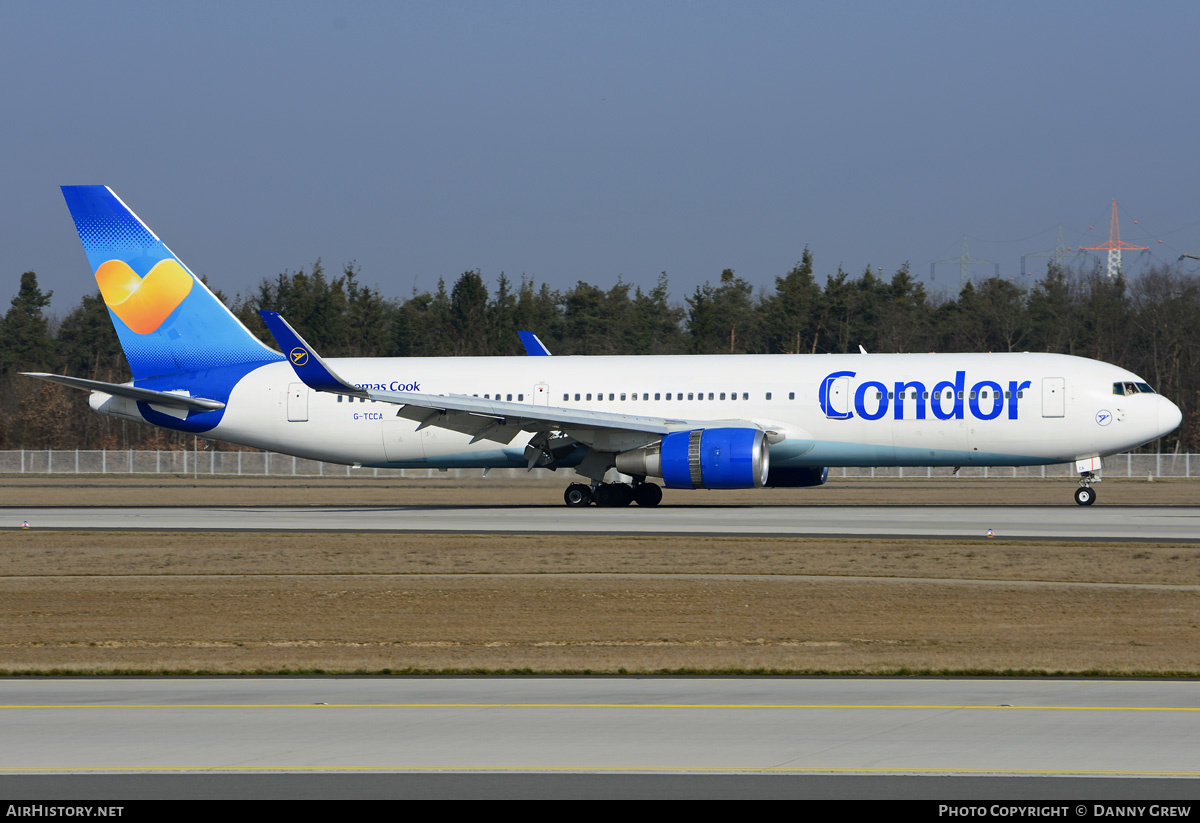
[
  {"xmin": 1074, "ymin": 472, "xmax": 1098, "ymax": 506},
  {"xmin": 563, "ymin": 481, "xmax": 662, "ymax": 507}
]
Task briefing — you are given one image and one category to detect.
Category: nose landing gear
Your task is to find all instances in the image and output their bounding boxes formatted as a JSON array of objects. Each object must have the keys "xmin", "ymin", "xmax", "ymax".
[{"xmin": 1074, "ymin": 470, "xmax": 1099, "ymax": 506}]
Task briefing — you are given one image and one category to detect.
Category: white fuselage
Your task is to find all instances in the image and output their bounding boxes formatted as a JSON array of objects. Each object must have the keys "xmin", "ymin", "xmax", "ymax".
[{"xmin": 162, "ymin": 351, "xmax": 1179, "ymax": 472}]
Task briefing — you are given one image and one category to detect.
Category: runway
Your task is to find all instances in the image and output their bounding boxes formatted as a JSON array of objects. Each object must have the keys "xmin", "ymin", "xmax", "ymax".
[
  {"xmin": 1, "ymin": 677, "xmax": 1197, "ymax": 776},
  {"xmin": 8, "ymin": 503, "xmax": 1200, "ymax": 541}
]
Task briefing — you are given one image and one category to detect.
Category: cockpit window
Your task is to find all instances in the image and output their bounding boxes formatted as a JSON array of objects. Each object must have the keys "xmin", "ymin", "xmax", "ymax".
[{"xmin": 1113, "ymin": 382, "xmax": 1156, "ymax": 396}]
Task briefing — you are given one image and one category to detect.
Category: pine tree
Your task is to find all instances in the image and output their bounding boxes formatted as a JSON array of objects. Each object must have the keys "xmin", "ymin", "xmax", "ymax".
[{"xmin": 1, "ymin": 271, "xmax": 55, "ymax": 374}]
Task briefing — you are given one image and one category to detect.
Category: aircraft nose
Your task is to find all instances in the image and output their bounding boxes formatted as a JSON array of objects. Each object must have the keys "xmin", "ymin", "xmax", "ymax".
[{"xmin": 1159, "ymin": 395, "xmax": 1183, "ymax": 437}]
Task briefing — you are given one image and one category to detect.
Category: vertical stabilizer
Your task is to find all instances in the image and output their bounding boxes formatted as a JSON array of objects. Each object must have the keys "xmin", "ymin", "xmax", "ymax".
[{"xmin": 60, "ymin": 186, "xmax": 282, "ymax": 379}]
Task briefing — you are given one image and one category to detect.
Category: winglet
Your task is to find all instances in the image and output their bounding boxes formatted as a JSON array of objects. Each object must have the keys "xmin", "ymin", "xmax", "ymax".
[
  {"xmin": 258, "ymin": 310, "xmax": 366, "ymax": 396},
  {"xmin": 518, "ymin": 330, "xmax": 552, "ymax": 356}
]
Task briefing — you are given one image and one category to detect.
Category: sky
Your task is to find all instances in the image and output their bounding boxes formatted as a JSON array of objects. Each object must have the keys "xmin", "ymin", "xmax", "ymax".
[{"xmin": 3, "ymin": 0, "xmax": 1200, "ymax": 316}]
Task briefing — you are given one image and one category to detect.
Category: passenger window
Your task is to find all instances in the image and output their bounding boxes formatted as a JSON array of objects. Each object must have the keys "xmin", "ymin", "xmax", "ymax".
[
  {"xmin": 688, "ymin": 393, "xmax": 694, "ymax": 400},
  {"xmin": 575, "ymin": 393, "xmax": 580, "ymax": 401},
  {"xmin": 720, "ymin": 392, "xmax": 726, "ymax": 400},
  {"xmin": 655, "ymin": 393, "xmax": 661, "ymax": 400},
  {"xmin": 766, "ymin": 392, "xmax": 772, "ymax": 400},
  {"xmin": 620, "ymin": 393, "xmax": 626, "ymax": 401},
  {"xmin": 742, "ymin": 392, "xmax": 749, "ymax": 400},
  {"xmin": 708, "ymin": 392, "xmax": 714, "ymax": 400},
  {"xmin": 789, "ymin": 392, "xmax": 795, "ymax": 400}
]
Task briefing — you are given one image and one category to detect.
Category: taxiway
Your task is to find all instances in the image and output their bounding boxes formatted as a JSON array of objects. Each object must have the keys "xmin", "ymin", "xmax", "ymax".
[{"xmin": 6, "ymin": 503, "xmax": 1200, "ymax": 541}]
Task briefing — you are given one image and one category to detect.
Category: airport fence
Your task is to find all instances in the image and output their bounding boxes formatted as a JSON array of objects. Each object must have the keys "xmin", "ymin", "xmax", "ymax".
[{"xmin": 0, "ymin": 449, "xmax": 1196, "ymax": 480}]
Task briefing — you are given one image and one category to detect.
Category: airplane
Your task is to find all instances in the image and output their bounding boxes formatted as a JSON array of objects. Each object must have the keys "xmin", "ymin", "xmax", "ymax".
[{"xmin": 25, "ymin": 185, "xmax": 1183, "ymax": 507}]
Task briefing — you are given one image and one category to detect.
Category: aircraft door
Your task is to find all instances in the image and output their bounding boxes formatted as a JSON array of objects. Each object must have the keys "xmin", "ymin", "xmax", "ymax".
[
  {"xmin": 1042, "ymin": 377, "xmax": 1065, "ymax": 418},
  {"xmin": 286, "ymin": 383, "xmax": 309, "ymax": 422},
  {"xmin": 533, "ymin": 383, "xmax": 550, "ymax": 406}
]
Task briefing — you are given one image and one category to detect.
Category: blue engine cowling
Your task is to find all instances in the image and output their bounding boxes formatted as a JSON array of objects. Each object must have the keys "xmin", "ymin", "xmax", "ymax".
[{"xmin": 659, "ymin": 428, "xmax": 769, "ymax": 489}]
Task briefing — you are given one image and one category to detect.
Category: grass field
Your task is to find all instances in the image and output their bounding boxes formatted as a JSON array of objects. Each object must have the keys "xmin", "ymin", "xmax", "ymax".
[{"xmin": 1, "ymin": 476, "xmax": 1197, "ymax": 676}]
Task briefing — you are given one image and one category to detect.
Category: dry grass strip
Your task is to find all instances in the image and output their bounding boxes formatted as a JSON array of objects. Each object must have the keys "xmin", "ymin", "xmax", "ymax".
[{"xmin": 0, "ymin": 531, "xmax": 1196, "ymax": 676}]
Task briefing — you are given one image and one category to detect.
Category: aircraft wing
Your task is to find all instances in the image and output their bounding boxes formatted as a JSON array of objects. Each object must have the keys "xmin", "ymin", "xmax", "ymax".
[{"xmin": 259, "ymin": 311, "xmax": 776, "ymax": 449}]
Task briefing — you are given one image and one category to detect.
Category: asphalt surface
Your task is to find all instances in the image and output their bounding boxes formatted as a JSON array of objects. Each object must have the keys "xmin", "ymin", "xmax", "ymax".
[
  {"xmin": 2, "ymin": 677, "xmax": 1198, "ymax": 799},
  {"xmin": 7, "ymin": 503, "xmax": 1200, "ymax": 541},
  {"xmin": 2, "ymin": 676, "xmax": 1196, "ymax": 774}
]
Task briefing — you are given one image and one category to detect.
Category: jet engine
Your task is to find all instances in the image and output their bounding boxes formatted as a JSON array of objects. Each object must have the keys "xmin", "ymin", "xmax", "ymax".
[
  {"xmin": 614, "ymin": 428, "xmax": 769, "ymax": 489},
  {"xmin": 765, "ymin": 466, "xmax": 829, "ymax": 487}
]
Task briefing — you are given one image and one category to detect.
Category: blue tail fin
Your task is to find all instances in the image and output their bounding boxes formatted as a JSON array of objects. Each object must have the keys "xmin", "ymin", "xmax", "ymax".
[{"xmin": 60, "ymin": 186, "xmax": 282, "ymax": 380}]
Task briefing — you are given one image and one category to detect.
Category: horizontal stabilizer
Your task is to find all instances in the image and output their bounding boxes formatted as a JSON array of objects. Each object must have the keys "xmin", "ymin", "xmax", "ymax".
[{"xmin": 22, "ymin": 373, "xmax": 226, "ymax": 410}]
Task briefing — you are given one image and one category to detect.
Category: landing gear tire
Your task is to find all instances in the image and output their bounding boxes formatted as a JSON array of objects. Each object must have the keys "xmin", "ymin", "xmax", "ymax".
[
  {"xmin": 592, "ymin": 483, "xmax": 617, "ymax": 507},
  {"xmin": 633, "ymin": 482, "xmax": 662, "ymax": 507},
  {"xmin": 564, "ymin": 483, "xmax": 592, "ymax": 507},
  {"xmin": 1074, "ymin": 486, "xmax": 1096, "ymax": 506},
  {"xmin": 593, "ymin": 483, "xmax": 634, "ymax": 507}
]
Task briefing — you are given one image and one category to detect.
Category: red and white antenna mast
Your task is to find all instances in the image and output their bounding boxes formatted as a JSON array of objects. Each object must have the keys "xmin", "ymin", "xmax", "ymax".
[{"xmin": 1081, "ymin": 199, "xmax": 1146, "ymax": 278}]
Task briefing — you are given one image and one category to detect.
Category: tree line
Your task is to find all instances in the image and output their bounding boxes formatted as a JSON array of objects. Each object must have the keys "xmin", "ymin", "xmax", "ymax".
[{"xmin": 2, "ymin": 251, "xmax": 1197, "ymax": 451}]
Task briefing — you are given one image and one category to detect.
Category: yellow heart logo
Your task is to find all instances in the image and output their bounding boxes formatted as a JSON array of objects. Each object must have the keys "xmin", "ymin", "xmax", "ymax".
[{"xmin": 95, "ymin": 258, "xmax": 194, "ymax": 334}]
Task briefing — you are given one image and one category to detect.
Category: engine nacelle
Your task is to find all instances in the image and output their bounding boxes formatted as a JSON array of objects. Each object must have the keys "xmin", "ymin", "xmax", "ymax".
[
  {"xmin": 765, "ymin": 466, "xmax": 829, "ymax": 487},
  {"xmin": 614, "ymin": 428, "xmax": 769, "ymax": 489}
]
